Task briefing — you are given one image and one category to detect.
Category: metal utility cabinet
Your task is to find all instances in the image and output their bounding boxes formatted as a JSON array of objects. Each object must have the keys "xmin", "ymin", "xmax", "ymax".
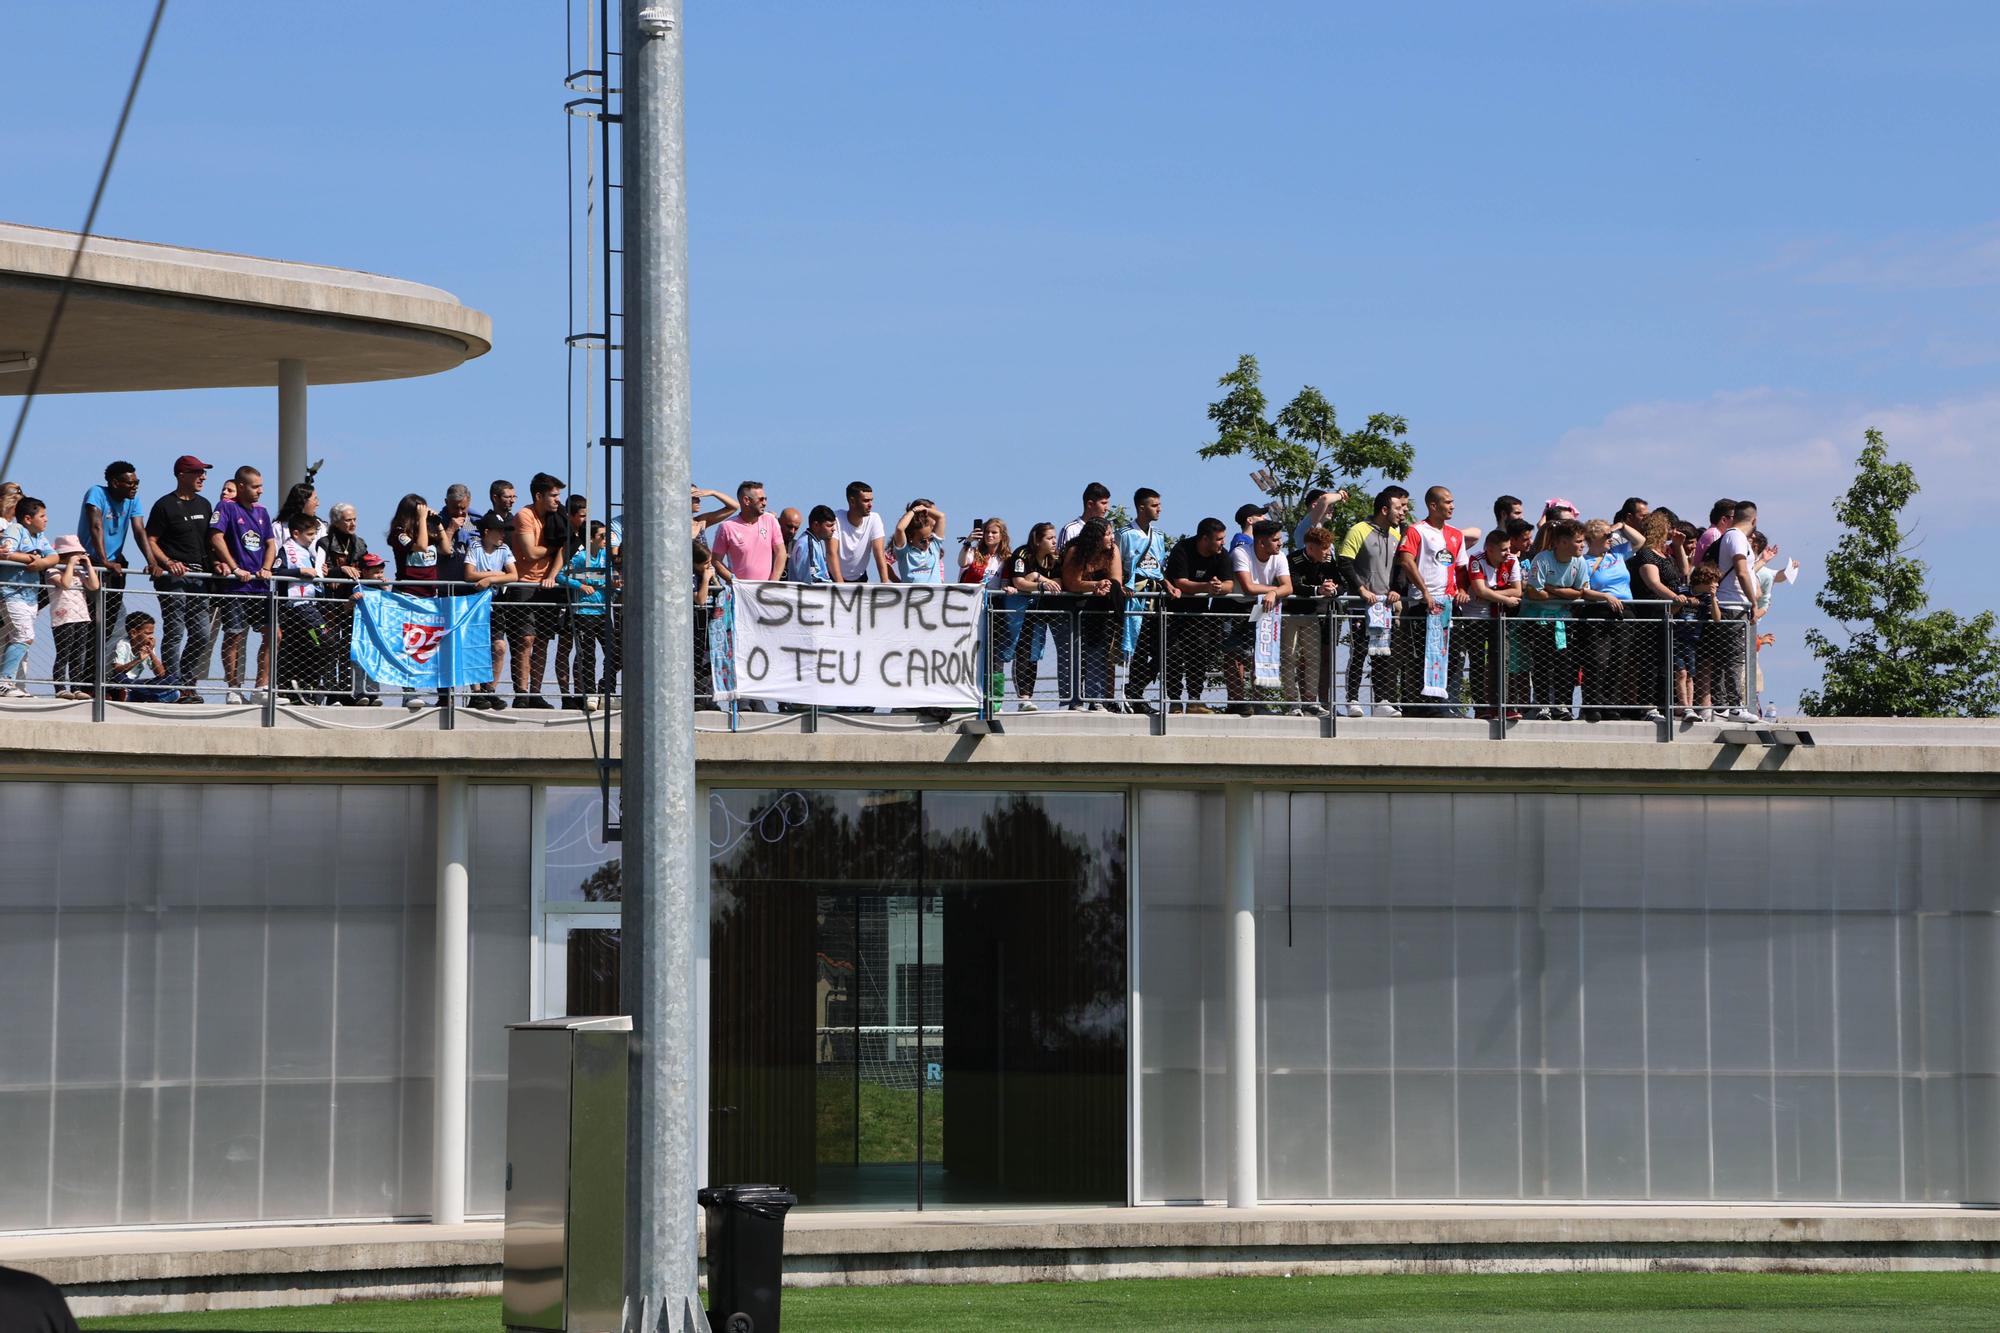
[{"xmin": 503, "ymin": 1017, "xmax": 631, "ymax": 1333}]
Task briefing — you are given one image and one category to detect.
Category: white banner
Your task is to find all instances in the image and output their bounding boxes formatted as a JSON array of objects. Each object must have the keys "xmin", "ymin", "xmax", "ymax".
[{"xmin": 723, "ymin": 581, "xmax": 984, "ymax": 708}]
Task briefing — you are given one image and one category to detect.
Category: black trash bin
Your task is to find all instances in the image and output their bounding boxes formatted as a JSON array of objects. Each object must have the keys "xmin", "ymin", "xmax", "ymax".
[{"xmin": 699, "ymin": 1183, "xmax": 797, "ymax": 1333}]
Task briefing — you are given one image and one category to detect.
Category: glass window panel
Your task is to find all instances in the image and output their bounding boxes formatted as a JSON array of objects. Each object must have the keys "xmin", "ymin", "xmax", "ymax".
[
  {"xmin": 1329, "ymin": 1072, "xmax": 1392, "ymax": 1197},
  {"xmin": 1839, "ymin": 1076, "xmax": 1906, "ymax": 1201},
  {"xmin": 1646, "ymin": 1073, "xmax": 1712, "ymax": 1200},
  {"xmin": 1260, "ymin": 1070, "xmax": 1330, "ymax": 1200},
  {"xmin": 1259, "ymin": 908, "xmax": 1330, "ymax": 1072},
  {"xmin": 1580, "ymin": 913, "xmax": 1644, "ymax": 1071},
  {"xmin": 1835, "ymin": 916, "xmax": 1903, "ymax": 1075},
  {"xmin": 54, "ymin": 912, "xmax": 129, "ymax": 1086},
  {"xmin": 1329, "ymin": 910, "xmax": 1395, "ymax": 1069},
  {"xmin": 544, "ymin": 785, "xmax": 621, "ymax": 902},
  {"xmin": 1393, "ymin": 1072, "xmax": 1457, "ymax": 1197},
  {"xmin": 1391, "ymin": 912, "xmax": 1456, "ymax": 1071},
  {"xmin": 265, "ymin": 913, "xmax": 336, "ymax": 1079},
  {"xmin": 1827, "ymin": 798, "xmax": 1900, "ymax": 911},
  {"xmin": 1707, "ymin": 912, "xmax": 1774, "ymax": 1073},
  {"xmin": 1455, "ymin": 911, "xmax": 1521, "ymax": 1071},
  {"xmin": 0, "ymin": 779, "xmax": 524, "ymax": 1230},
  {"xmin": 1710, "ymin": 1074, "xmax": 1776, "ymax": 1199},
  {"xmin": 261, "ymin": 1081, "xmax": 333, "ymax": 1219},
  {"xmin": 1645, "ymin": 915, "xmax": 1709, "ymax": 1074},
  {"xmin": 0, "ymin": 915, "xmax": 56, "ymax": 1088},
  {"xmin": 1457, "ymin": 1071, "xmax": 1523, "ymax": 1198},
  {"xmin": 194, "ymin": 913, "xmax": 268, "ymax": 1082},
  {"xmin": 189, "ymin": 1083, "xmax": 263, "ymax": 1222},
  {"xmin": 0, "ymin": 1090, "xmax": 52, "ymax": 1229},
  {"xmin": 1773, "ymin": 1075, "xmax": 1839, "ymax": 1199},
  {"xmin": 332, "ymin": 1078, "xmax": 409, "ymax": 1217},
  {"xmin": 1583, "ymin": 1073, "xmax": 1646, "ymax": 1198},
  {"xmin": 1541, "ymin": 1072, "xmax": 1585, "ymax": 1198}
]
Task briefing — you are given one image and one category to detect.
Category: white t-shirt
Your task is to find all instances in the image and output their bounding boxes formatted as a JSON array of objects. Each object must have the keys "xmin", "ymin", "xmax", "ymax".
[
  {"xmin": 467, "ymin": 543, "xmax": 515, "ymax": 575},
  {"xmin": 834, "ymin": 511, "xmax": 886, "ymax": 581},
  {"xmin": 1715, "ymin": 527, "xmax": 1755, "ymax": 607},
  {"xmin": 1230, "ymin": 544, "xmax": 1290, "ymax": 592}
]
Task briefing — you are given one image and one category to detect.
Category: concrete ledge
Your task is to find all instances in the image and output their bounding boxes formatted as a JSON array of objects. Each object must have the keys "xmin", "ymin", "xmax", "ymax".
[
  {"xmin": 14, "ymin": 1207, "xmax": 2000, "ymax": 1315},
  {"xmin": 0, "ymin": 710, "xmax": 1994, "ymax": 791}
]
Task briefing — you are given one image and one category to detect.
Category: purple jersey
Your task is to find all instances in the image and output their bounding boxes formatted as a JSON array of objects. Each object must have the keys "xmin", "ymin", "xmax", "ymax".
[{"xmin": 210, "ymin": 500, "xmax": 276, "ymax": 593}]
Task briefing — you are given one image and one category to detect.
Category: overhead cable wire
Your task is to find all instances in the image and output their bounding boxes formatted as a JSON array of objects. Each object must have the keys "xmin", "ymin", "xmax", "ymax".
[{"xmin": 1, "ymin": 0, "xmax": 170, "ymax": 482}]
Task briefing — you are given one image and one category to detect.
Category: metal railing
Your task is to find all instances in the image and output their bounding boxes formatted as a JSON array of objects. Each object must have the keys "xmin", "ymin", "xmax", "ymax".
[
  {"xmin": 4, "ymin": 572, "xmax": 1758, "ymax": 738},
  {"xmin": 0, "ymin": 567, "xmax": 621, "ymax": 727}
]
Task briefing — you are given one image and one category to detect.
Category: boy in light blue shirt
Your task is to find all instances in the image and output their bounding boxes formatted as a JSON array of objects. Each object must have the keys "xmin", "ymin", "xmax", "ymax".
[
  {"xmin": 558, "ymin": 522, "xmax": 617, "ymax": 708},
  {"xmin": 788, "ymin": 505, "xmax": 840, "ymax": 585},
  {"xmin": 0, "ymin": 497, "xmax": 58, "ymax": 692}
]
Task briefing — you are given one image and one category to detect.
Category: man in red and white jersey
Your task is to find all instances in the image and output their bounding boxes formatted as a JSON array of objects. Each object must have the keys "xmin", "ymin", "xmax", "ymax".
[
  {"xmin": 1462, "ymin": 526, "xmax": 1524, "ymax": 720},
  {"xmin": 1394, "ymin": 486, "xmax": 1468, "ymax": 714}
]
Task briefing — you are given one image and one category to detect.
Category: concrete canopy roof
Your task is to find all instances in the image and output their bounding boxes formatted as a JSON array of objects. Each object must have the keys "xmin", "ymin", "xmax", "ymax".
[{"xmin": 0, "ymin": 221, "xmax": 492, "ymax": 394}]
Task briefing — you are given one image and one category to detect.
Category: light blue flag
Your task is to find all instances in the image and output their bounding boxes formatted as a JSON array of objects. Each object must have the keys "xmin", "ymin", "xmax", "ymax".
[
  {"xmin": 1422, "ymin": 602, "xmax": 1452, "ymax": 698},
  {"xmin": 351, "ymin": 588, "xmax": 495, "ymax": 689}
]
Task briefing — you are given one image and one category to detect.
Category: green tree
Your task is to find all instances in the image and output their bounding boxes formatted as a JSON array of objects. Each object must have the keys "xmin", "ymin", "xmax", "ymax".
[
  {"xmin": 1197, "ymin": 354, "xmax": 1413, "ymax": 533},
  {"xmin": 1799, "ymin": 429, "xmax": 2000, "ymax": 717}
]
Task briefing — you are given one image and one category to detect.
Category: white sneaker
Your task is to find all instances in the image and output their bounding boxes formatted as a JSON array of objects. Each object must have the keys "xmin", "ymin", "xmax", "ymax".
[
  {"xmin": 1642, "ymin": 708, "xmax": 1666, "ymax": 722},
  {"xmin": 1373, "ymin": 703, "xmax": 1402, "ymax": 718},
  {"xmin": 405, "ymin": 696, "xmax": 425, "ymax": 712},
  {"xmin": 1017, "ymin": 700, "xmax": 1039, "ymax": 712},
  {"xmin": 581, "ymin": 696, "xmax": 598, "ymax": 713},
  {"xmin": 1341, "ymin": 702, "xmax": 1364, "ymax": 718},
  {"xmin": 225, "ymin": 689, "xmax": 247, "ymax": 705},
  {"xmin": 2, "ymin": 685, "xmax": 30, "ymax": 699},
  {"xmin": 1723, "ymin": 706, "xmax": 1758, "ymax": 722}
]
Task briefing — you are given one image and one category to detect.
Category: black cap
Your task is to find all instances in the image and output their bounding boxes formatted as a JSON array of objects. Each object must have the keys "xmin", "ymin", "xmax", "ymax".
[{"xmin": 477, "ymin": 511, "xmax": 510, "ymax": 533}]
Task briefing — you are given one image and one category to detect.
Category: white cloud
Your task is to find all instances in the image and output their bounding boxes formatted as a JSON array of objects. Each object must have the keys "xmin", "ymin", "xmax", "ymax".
[
  {"xmin": 1553, "ymin": 387, "xmax": 2000, "ymax": 549},
  {"xmin": 1789, "ymin": 221, "xmax": 2000, "ymax": 291},
  {"xmin": 1545, "ymin": 387, "xmax": 2000, "ymax": 707}
]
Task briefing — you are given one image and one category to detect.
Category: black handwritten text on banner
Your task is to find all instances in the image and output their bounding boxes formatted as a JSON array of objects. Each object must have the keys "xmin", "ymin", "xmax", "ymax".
[{"xmin": 724, "ymin": 581, "xmax": 983, "ymax": 708}]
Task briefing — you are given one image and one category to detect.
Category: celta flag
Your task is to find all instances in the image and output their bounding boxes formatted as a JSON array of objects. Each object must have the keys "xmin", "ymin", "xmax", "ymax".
[
  {"xmin": 351, "ymin": 588, "xmax": 494, "ymax": 689},
  {"xmin": 1421, "ymin": 602, "xmax": 1452, "ymax": 699}
]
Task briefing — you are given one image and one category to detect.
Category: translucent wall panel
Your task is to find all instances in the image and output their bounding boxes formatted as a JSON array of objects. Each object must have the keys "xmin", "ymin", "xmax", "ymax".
[
  {"xmin": 0, "ymin": 780, "xmax": 540, "ymax": 1231},
  {"xmin": 1133, "ymin": 790, "xmax": 1230, "ymax": 1203},
  {"xmin": 1136, "ymin": 790, "xmax": 2000, "ymax": 1205},
  {"xmin": 468, "ymin": 785, "xmax": 534, "ymax": 1215}
]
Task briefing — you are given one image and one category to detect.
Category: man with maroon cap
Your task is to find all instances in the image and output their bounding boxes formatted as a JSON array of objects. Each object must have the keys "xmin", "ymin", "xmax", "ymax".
[{"xmin": 142, "ymin": 453, "xmax": 216, "ymax": 701}]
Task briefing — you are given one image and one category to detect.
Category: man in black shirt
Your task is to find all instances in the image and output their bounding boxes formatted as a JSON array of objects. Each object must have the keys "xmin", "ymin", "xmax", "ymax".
[
  {"xmin": 1163, "ymin": 517, "xmax": 1232, "ymax": 713},
  {"xmin": 141, "ymin": 454, "xmax": 215, "ymax": 701},
  {"xmin": 0, "ymin": 1265, "xmax": 81, "ymax": 1333},
  {"xmin": 1285, "ymin": 525, "xmax": 1341, "ymax": 713}
]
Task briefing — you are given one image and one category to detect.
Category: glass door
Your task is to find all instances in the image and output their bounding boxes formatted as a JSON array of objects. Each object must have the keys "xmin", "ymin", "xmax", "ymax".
[
  {"xmin": 810, "ymin": 893, "xmax": 932, "ymax": 1207},
  {"xmin": 708, "ymin": 788, "xmax": 1128, "ymax": 1210}
]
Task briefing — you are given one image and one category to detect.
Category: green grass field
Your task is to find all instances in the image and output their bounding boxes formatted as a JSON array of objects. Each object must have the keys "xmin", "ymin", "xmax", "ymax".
[{"xmin": 80, "ymin": 1271, "xmax": 2000, "ymax": 1331}]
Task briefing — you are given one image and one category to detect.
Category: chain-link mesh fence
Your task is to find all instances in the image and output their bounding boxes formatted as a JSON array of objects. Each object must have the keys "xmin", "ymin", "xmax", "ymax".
[{"xmin": 3, "ymin": 574, "xmax": 1759, "ymax": 729}]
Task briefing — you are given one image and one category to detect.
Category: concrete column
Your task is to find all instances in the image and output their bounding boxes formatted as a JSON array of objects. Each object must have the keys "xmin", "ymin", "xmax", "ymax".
[
  {"xmin": 1224, "ymin": 782, "xmax": 1259, "ymax": 1208},
  {"xmin": 277, "ymin": 358, "xmax": 307, "ymax": 492},
  {"xmin": 433, "ymin": 775, "xmax": 470, "ymax": 1225}
]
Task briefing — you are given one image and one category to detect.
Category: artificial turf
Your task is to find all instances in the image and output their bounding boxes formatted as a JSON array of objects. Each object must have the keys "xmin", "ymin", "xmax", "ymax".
[{"xmin": 79, "ymin": 1270, "xmax": 2000, "ymax": 1330}]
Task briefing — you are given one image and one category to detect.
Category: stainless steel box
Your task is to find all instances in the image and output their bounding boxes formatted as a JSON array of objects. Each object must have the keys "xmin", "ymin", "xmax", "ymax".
[{"xmin": 503, "ymin": 1017, "xmax": 631, "ymax": 1333}]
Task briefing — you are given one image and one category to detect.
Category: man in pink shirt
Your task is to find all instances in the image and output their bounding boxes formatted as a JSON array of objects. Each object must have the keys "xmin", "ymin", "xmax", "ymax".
[{"xmin": 708, "ymin": 480, "xmax": 787, "ymax": 582}]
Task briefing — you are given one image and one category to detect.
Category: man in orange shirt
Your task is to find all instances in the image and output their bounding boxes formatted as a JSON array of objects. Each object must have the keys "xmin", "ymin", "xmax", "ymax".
[{"xmin": 507, "ymin": 471, "xmax": 565, "ymax": 708}]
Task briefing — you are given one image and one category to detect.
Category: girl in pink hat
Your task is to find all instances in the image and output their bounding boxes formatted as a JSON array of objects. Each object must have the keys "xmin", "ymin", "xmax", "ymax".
[{"xmin": 47, "ymin": 535, "xmax": 100, "ymax": 700}]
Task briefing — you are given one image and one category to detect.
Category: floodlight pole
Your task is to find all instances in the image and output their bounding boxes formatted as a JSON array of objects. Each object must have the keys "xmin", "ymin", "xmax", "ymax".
[{"xmin": 620, "ymin": 1, "xmax": 704, "ymax": 1330}]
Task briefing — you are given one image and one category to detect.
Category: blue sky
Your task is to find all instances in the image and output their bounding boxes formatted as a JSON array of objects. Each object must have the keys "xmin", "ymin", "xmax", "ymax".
[{"xmin": 7, "ymin": 1, "xmax": 1997, "ymax": 707}]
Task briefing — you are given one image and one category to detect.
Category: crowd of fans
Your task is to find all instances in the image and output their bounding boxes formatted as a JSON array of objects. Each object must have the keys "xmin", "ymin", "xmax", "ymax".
[
  {"xmin": 0, "ymin": 459, "xmax": 1788, "ymax": 723},
  {"xmin": 0, "ymin": 457, "xmax": 618, "ymax": 710},
  {"xmin": 701, "ymin": 478, "xmax": 1789, "ymax": 723}
]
